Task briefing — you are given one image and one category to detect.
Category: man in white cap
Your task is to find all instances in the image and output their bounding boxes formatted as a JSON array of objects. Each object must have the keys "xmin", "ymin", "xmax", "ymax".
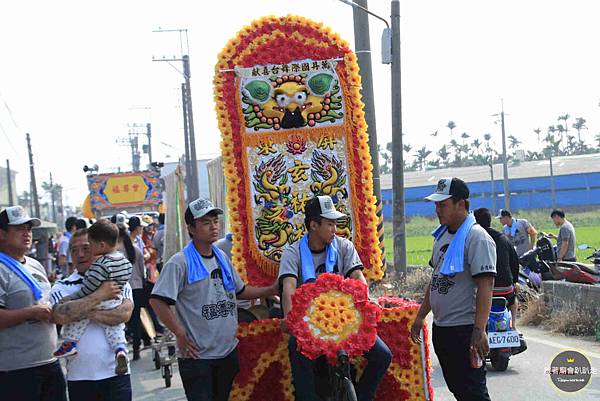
[
  {"xmin": 278, "ymin": 195, "xmax": 392, "ymax": 401},
  {"xmin": 410, "ymin": 178, "xmax": 495, "ymax": 401},
  {"xmin": 0, "ymin": 206, "xmax": 67, "ymax": 401},
  {"xmin": 150, "ymin": 198, "xmax": 278, "ymax": 401}
]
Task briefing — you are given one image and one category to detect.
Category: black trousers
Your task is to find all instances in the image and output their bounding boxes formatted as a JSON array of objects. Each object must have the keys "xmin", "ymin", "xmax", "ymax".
[
  {"xmin": 432, "ymin": 324, "xmax": 492, "ymax": 401},
  {"xmin": 130, "ymin": 288, "xmax": 147, "ymax": 352},
  {"xmin": 68, "ymin": 374, "xmax": 132, "ymax": 401},
  {"xmin": 0, "ymin": 360, "xmax": 67, "ymax": 401},
  {"xmin": 178, "ymin": 348, "xmax": 240, "ymax": 401}
]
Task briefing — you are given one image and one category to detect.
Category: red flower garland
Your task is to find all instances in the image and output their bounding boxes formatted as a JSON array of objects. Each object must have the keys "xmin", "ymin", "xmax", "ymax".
[{"xmin": 287, "ymin": 273, "xmax": 380, "ymax": 363}]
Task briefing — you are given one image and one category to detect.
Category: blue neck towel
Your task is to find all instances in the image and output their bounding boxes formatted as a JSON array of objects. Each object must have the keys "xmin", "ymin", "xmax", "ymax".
[
  {"xmin": 503, "ymin": 219, "xmax": 518, "ymax": 237},
  {"xmin": 0, "ymin": 252, "xmax": 43, "ymax": 301},
  {"xmin": 432, "ymin": 213, "xmax": 477, "ymax": 276},
  {"xmin": 299, "ymin": 233, "xmax": 338, "ymax": 283},
  {"xmin": 183, "ymin": 242, "xmax": 236, "ymax": 292}
]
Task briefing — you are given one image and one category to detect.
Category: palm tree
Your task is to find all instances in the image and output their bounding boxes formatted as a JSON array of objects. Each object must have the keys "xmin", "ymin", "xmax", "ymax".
[
  {"xmin": 483, "ymin": 133, "xmax": 496, "ymax": 163},
  {"xmin": 449, "ymin": 139, "xmax": 461, "ymax": 166},
  {"xmin": 429, "ymin": 159, "xmax": 441, "ymax": 168},
  {"xmin": 572, "ymin": 117, "xmax": 587, "ymax": 151},
  {"xmin": 526, "ymin": 150, "xmax": 543, "ymax": 161},
  {"xmin": 446, "ymin": 121, "xmax": 456, "ymax": 137},
  {"xmin": 533, "ymin": 128, "xmax": 542, "ymax": 143},
  {"xmin": 595, "ymin": 133, "xmax": 600, "ymax": 150},
  {"xmin": 558, "ymin": 114, "xmax": 570, "ymax": 139},
  {"xmin": 547, "ymin": 125, "xmax": 561, "ymax": 155},
  {"xmin": 431, "ymin": 130, "xmax": 438, "ymax": 137},
  {"xmin": 566, "ymin": 135, "xmax": 577, "ymax": 155},
  {"xmin": 437, "ymin": 145, "xmax": 450, "ymax": 167},
  {"xmin": 508, "ymin": 135, "xmax": 521, "ymax": 149},
  {"xmin": 556, "ymin": 124, "xmax": 566, "ymax": 149},
  {"xmin": 378, "ymin": 144, "xmax": 391, "ymax": 175},
  {"xmin": 415, "ymin": 146, "xmax": 432, "ymax": 171},
  {"xmin": 403, "ymin": 144, "xmax": 412, "ymax": 154},
  {"xmin": 460, "ymin": 132, "xmax": 470, "ymax": 145}
]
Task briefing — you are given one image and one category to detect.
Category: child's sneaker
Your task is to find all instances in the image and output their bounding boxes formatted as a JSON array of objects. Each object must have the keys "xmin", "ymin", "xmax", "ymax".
[
  {"xmin": 54, "ymin": 341, "xmax": 78, "ymax": 358},
  {"xmin": 115, "ymin": 348, "xmax": 129, "ymax": 375}
]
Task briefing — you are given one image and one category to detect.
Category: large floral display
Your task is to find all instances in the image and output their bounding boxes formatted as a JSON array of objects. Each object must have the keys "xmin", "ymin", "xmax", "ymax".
[
  {"xmin": 286, "ymin": 273, "xmax": 381, "ymax": 362},
  {"xmin": 231, "ymin": 296, "xmax": 434, "ymax": 401},
  {"xmin": 215, "ymin": 15, "xmax": 433, "ymax": 401},
  {"xmin": 213, "ymin": 15, "xmax": 383, "ymax": 285}
]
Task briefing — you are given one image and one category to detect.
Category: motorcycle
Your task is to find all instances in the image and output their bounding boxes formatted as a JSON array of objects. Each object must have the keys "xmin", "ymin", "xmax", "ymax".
[
  {"xmin": 578, "ymin": 243, "xmax": 600, "ymax": 267},
  {"xmin": 519, "ymin": 234, "xmax": 600, "ymax": 284},
  {"xmin": 486, "ymin": 297, "xmax": 527, "ymax": 371}
]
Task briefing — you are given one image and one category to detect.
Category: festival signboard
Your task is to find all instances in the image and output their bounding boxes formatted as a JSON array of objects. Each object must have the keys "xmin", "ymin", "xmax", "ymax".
[{"xmin": 86, "ymin": 171, "xmax": 163, "ymax": 215}]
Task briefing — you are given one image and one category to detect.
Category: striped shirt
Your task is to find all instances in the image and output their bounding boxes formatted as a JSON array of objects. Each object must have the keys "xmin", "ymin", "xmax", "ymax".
[{"xmin": 69, "ymin": 251, "xmax": 132, "ymax": 299}]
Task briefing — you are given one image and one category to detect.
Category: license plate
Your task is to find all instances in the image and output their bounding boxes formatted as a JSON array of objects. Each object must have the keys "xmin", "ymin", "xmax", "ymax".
[{"xmin": 488, "ymin": 330, "xmax": 520, "ymax": 348}]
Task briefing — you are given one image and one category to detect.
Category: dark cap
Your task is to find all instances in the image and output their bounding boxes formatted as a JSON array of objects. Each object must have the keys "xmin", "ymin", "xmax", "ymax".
[
  {"xmin": 424, "ymin": 177, "xmax": 470, "ymax": 202},
  {"xmin": 128, "ymin": 216, "xmax": 147, "ymax": 230},
  {"xmin": 495, "ymin": 209, "xmax": 512, "ymax": 219},
  {"xmin": 304, "ymin": 196, "xmax": 346, "ymax": 220}
]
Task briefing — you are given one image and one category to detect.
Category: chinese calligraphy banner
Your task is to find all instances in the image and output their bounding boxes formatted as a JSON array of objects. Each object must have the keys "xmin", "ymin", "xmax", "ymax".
[
  {"xmin": 86, "ymin": 171, "xmax": 163, "ymax": 213},
  {"xmin": 214, "ymin": 15, "xmax": 383, "ymax": 285}
]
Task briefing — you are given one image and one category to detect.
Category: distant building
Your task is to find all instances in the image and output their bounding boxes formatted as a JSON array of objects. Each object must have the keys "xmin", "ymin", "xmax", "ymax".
[
  {"xmin": 380, "ymin": 153, "xmax": 600, "ymax": 218},
  {"xmin": 0, "ymin": 165, "xmax": 17, "ymax": 209}
]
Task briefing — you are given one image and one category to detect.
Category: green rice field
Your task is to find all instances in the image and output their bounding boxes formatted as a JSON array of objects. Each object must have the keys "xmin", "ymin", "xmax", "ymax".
[{"xmin": 383, "ymin": 210, "xmax": 600, "ymax": 266}]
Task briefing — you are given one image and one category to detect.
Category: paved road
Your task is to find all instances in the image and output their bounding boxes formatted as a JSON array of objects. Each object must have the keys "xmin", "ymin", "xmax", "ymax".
[
  {"xmin": 430, "ymin": 323, "xmax": 600, "ymax": 401},
  {"xmin": 130, "ymin": 324, "xmax": 600, "ymax": 400}
]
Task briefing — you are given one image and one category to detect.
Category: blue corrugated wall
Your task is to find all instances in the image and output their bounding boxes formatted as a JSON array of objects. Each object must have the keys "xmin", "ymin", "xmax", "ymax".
[{"xmin": 381, "ymin": 172, "xmax": 600, "ymax": 218}]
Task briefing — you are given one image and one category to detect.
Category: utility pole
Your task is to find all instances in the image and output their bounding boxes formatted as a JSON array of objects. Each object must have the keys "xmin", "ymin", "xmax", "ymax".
[
  {"xmin": 549, "ymin": 154, "xmax": 556, "ymax": 209},
  {"xmin": 489, "ymin": 161, "xmax": 496, "ymax": 214},
  {"xmin": 26, "ymin": 133, "xmax": 41, "ymax": 218},
  {"xmin": 131, "ymin": 134, "xmax": 140, "ymax": 171},
  {"xmin": 6, "ymin": 159, "xmax": 14, "ymax": 205},
  {"xmin": 152, "ymin": 28, "xmax": 200, "ymax": 200},
  {"xmin": 351, "ymin": 0, "xmax": 386, "ymax": 269},
  {"xmin": 181, "ymin": 83, "xmax": 193, "ymax": 200},
  {"xmin": 116, "ymin": 132, "xmax": 141, "ymax": 171},
  {"xmin": 49, "ymin": 173, "xmax": 57, "ymax": 223},
  {"xmin": 183, "ymin": 55, "xmax": 199, "ymax": 200},
  {"xmin": 391, "ymin": 0, "xmax": 407, "ymax": 274},
  {"xmin": 493, "ymin": 101, "xmax": 510, "ymax": 210},
  {"xmin": 146, "ymin": 123, "xmax": 153, "ymax": 165},
  {"xmin": 500, "ymin": 101, "xmax": 510, "ymax": 210}
]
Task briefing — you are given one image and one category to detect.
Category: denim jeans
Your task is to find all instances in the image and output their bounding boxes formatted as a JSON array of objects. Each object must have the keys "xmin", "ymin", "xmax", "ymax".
[
  {"xmin": 67, "ymin": 374, "xmax": 132, "ymax": 401},
  {"xmin": 178, "ymin": 348, "xmax": 240, "ymax": 401},
  {"xmin": 0, "ymin": 360, "xmax": 67, "ymax": 401},
  {"xmin": 288, "ymin": 335, "xmax": 392, "ymax": 401},
  {"xmin": 432, "ymin": 324, "xmax": 491, "ymax": 401}
]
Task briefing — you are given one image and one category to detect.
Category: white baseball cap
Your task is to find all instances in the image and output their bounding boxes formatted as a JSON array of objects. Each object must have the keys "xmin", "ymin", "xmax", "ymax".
[
  {"xmin": 186, "ymin": 198, "xmax": 223, "ymax": 222},
  {"xmin": 305, "ymin": 195, "xmax": 346, "ymax": 220},
  {"xmin": 0, "ymin": 206, "xmax": 41, "ymax": 228},
  {"xmin": 111, "ymin": 213, "xmax": 129, "ymax": 228}
]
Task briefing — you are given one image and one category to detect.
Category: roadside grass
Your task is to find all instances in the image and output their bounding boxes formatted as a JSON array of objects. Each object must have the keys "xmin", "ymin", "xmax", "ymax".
[{"xmin": 519, "ymin": 295, "xmax": 599, "ymax": 337}]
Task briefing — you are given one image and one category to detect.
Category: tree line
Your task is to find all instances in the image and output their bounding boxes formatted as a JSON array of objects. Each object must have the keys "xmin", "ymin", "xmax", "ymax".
[{"xmin": 378, "ymin": 114, "xmax": 600, "ymax": 174}]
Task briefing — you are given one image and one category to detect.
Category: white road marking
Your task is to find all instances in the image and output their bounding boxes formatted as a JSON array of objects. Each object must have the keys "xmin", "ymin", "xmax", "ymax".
[{"xmin": 525, "ymin": 334, "xmax": 600, "ymax": 360}]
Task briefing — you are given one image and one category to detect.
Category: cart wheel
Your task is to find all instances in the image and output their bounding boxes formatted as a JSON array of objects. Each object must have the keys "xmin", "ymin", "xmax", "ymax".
[
  {"xmin": 164, "ymin": 365, "xmax": 172, "ymax": 388},
  {"xmin": 153, "ymin": 350, "xmax": 161, "ymax": 370}
]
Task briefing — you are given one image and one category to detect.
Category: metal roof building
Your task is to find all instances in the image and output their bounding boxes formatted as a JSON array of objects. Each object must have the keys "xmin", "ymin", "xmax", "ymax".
[{"xmin": 378, "ymin": 153, "xmax": 600, "ymax": 217}]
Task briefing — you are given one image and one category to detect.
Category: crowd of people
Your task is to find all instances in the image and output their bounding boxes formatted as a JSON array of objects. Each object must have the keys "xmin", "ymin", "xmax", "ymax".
[{"xmin": 0, "ymin": 177, "xmax": 583, "ymax": 401}]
